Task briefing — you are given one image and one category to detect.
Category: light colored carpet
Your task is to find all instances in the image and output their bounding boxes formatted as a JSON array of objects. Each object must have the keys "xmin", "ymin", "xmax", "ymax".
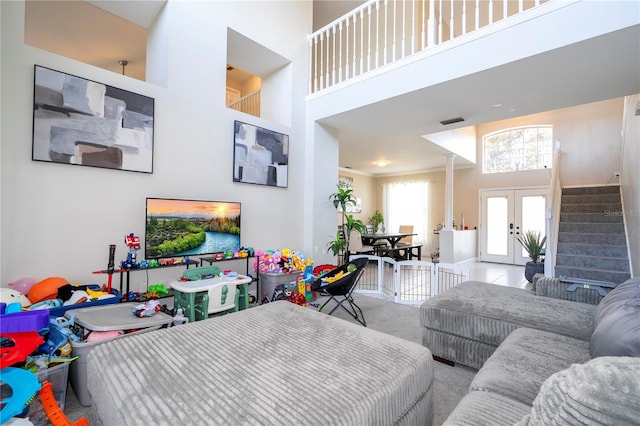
[
  {"xmin": 61, "ymin": 294, "xmax": 474, "ymax": 425},
  {"xmin": 327, "ymin": 293, "xmax": 476, "ymax": 425}
]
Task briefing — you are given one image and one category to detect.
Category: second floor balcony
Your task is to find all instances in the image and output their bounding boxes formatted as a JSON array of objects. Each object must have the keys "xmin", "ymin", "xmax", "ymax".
[{"xmin": 308, "ymin": 0, "xmax": 562, "ymax": 96}]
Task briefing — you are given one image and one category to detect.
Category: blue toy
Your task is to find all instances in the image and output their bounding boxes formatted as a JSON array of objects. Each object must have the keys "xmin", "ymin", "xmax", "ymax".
[{"xmin": 0, "ymin": 367, "xmax": 41, "ymax": 424}]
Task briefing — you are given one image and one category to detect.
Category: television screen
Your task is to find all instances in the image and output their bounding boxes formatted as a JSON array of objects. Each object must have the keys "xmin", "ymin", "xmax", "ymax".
[{"xmin": 145, "ymin": 198, "xmax": 241, "ymax": 259}]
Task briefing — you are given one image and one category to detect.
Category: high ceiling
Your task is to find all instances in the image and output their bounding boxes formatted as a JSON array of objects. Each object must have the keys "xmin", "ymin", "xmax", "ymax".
[{"xmin": 25, "ymin": 1, "xmax": 640, "ymax": 176}]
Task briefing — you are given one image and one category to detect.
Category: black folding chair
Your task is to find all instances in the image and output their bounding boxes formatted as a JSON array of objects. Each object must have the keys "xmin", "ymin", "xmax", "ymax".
[{"xmin": 311, "ymin": 257, "xmax": 368, "ymax": 326}]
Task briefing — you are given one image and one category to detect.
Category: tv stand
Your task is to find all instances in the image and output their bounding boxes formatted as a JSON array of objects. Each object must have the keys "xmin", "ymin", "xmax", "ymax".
[{"xmin": 118, "ymin": 259, "xmax": 200, "ymax": 297}]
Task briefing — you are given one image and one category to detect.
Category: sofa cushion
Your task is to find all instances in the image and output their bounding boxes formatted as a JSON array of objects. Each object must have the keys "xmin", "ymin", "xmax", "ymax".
[
  {"xmin": 591, "ymin": 278, "xmax": 640, "ymax": 357},
  {"xmin": 443, "ymin": 390, "xmax": 531, "ymax": 426},
  {"xmin": 515, "ymin": 356, "xmax": 640, "ymax": 426},
  {"xmin": 421, "ymin": 281, "xmax": 597, "ymax": 345},
  {"xmin": 470, "ymin": 328, "xmax": 591, "ymax": 405}
]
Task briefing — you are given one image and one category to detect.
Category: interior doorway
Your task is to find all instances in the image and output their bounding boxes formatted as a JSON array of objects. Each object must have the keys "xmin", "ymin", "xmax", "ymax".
[{"xmin": 480, "ymin": 188, "xmax": 547, "ymax": 265}]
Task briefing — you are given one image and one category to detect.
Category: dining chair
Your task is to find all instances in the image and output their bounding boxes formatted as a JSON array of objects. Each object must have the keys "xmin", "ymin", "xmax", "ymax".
[
  {"xmin": 396, "ymin": 225, "xmax": 414, "ymax": 247},
  {"xmin": 348, "ymin": 229, "xmax": 376, "ymax": 256}
]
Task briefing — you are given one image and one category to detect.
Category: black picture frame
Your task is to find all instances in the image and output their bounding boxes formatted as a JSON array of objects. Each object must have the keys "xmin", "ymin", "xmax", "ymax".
[
  {"xmin": 32, "ymin": 65, "xmax": 154, "ymax": 173},
  {"xmin": 233, "ymin": 120, "xmax": 289, "ymax": 188}
]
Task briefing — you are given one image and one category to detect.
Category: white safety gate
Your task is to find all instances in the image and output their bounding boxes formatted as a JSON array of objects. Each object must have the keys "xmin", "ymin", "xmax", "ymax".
[{"xmin": 349, "ymin": 255, "xmax": 469, "ymax": 304}]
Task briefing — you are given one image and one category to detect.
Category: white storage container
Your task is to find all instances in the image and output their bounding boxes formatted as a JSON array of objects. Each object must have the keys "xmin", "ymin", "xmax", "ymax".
[{"xmin": 65, "ymin": 303, "xmax": 173, "ymax": 406}]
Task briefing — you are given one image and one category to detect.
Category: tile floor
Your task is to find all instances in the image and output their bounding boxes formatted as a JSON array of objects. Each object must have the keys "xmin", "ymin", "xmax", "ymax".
[{"xmin": 462, "ymin": 260, "xmax": 529, "ymax": 288}]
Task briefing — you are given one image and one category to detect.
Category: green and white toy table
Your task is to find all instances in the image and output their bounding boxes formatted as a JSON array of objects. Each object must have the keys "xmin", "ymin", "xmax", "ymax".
[{"xmin": 170, "ymin": 274, "xmax": 252, "ymax": 322}]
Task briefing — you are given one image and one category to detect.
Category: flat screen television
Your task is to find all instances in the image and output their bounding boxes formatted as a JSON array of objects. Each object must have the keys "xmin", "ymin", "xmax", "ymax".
[{"xmin": 145, "ymin": 198, "xmax": 241, "ymax": 259}]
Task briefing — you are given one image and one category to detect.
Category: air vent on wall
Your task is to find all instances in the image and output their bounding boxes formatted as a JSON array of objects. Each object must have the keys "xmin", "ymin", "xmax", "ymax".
[{"xmin": 440, "ymin": 117, "xmax": 465, "ymax": 125}]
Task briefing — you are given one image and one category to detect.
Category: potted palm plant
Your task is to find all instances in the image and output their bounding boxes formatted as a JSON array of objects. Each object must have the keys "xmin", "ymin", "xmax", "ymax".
[
  {"xmin": 517, "ymin": 230, "xmax": 546, "ymax": 282},
  {"xmin": 328, "ymin": 184, "xmax": 365, "ymax": 264}
]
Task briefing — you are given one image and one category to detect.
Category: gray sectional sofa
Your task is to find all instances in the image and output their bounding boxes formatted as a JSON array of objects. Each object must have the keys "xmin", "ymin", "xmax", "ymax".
[{"xmin": 420, "ymin": 277, "xmax": 640, "ymax": 425}]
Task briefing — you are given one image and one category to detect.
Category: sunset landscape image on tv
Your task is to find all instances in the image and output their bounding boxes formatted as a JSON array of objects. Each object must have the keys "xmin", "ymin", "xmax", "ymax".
[{"xmin": 145, "ymin": 198, "xmax": 241, "ymax": 259}]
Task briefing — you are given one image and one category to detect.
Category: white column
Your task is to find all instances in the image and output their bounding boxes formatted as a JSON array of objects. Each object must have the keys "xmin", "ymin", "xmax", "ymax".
[{"xmin": 444, "ymin": 154, "xmax": 455, "ymax": 229}]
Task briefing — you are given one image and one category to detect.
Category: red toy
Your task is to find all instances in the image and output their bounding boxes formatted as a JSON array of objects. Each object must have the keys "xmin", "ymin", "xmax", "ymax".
[{"xmin": 0, "ymin": 331, "xmax": 44, "ymax": 369}]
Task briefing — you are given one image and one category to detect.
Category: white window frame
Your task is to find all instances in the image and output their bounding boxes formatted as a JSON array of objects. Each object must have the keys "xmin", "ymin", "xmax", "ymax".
[{"xmin": 482, "ymin": 125, "xmax": 553, "ymax": 174}]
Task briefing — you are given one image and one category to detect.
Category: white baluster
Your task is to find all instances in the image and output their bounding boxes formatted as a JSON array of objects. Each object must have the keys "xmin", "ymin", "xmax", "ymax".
[
  {"xmin": 475, "ymin": 0, "xmax": 480, "ymax": 32},
  {"xmin": 449, "ymin": 0, "xmax": 454, "ymax": 40},
  {"xmin": 411, "ymin": 0, "xmax": 416, "ymax": 54},
  {"xmin": 383, "ymin": 0, "xmax": 388, "ymax": 65},
  {"xmin": 332, "ymin": 25, "xmax": 337, "ymax": 87},
  {"xmin": 360, "ymin": 9, "xmax": 364, "ymax": 76},
  {"xmin": 339, "ymin": 21, "xmax": 343, "ymax": 83},
  {"xmin": 313, "ymin": 36, "xmax": 318, "ymax": 93},
  {"xmin": 392, "ymin": 0, "xmax": 397, "ymax": 61},
  {"xmin": 319, "ymin": 31, "xmax": 324, "ymax": 90},
  {"xmin": 503, "ymin": 0, "xmax": 508, "ymax": 20},
  {"xmin": 367, "ymin": 4, "xmax": 372, "ymax": 72},
  {"xmin": 489, "ymin": 0, "xmax": 494, "ymax": 24},
  {"xmin": 353, "ymin": 14, "xmax": 357, "ymax": 78},
  {"xmin": 401, "ymin": 0, "xmax": 406, "ymax": 58},
  {"xmin": 375, "ymin": 0, "xmax": 380, "ymax": 69},
  {"xmin": 438, "ymin": 0, "xmax": 443, "ymax": 44},
  {"xmin": 462, "ymin": 0, "xmax": 467, "ymax": 35},
  {"xmin": 308, "ymin": 36, "xmax": 313, "ymax": 94},
  {"xmin": 345, "ymin": 17, "xmax": 350, "ymax": 79}
]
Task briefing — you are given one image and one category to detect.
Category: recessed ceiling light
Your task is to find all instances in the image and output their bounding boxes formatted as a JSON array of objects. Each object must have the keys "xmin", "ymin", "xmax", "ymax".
[
  {"xmin": 492, "ymin": 103, "xmax": 502, "ymax": 107},
  {"xmin": 375, "ymin": 161, "xmax": 387, "ymax": 167}
]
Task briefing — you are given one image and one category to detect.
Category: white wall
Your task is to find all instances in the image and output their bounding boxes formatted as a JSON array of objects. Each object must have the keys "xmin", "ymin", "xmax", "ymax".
[
  {"xmin": 621, "ymin": 94, "xmax": 640, "ymax": 277},
  {"xmin": 0, "ymin": 1, "xmax": 312, "ymax": 290}
]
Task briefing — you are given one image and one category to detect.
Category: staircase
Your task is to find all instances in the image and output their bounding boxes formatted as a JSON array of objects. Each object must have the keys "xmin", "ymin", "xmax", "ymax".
[{"xmin": 555, "ymin": 186, "xmax": 631, "ymax": 284}]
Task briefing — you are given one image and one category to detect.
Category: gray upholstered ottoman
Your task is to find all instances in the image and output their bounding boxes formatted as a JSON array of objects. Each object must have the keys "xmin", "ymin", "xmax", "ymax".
[
  {"xmin": 420, "ymin": 281, "xmax": 597, "ymax": 369},
  {"xmin": 87, "ymin": 301, "xmax": 434, "ymax": 425}
]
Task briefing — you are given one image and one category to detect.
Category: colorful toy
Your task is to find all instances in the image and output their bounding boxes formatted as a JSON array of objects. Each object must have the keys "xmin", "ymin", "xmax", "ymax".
[
  {"xmin": 1, "ymin": 288, "xmax": 32, "ymax": 308},
  {"xmin": 8, "ymin": 277, "xmax": 38, "ymax": 295},
  {"xmin": 39, "ymin": 380, "xmax": 90, "ymax": 426},
  {"xmin": 121, "ymin": 233, "xmax": 141, "ymax": 269},
  {"xmin": 133, "ymin": 300, "xmax": 161, "ymax": 317},
  {"xmin": 0, "ymin": 367, "xmax": 41, "ymax": 423},
  {"xmin": 148, "ymin": 284, "xmax": 169, "ymax": 296},
  {"xmin": 28, "ymin": 277, "xmax": 68, "ymax": 304},
  {"xmin": 0, "ymin": 309, "xmax": 49, "ymax": 334},
  {"xmin": 0, "ymin": 332, "xmax": 45, "ymax": 369}
]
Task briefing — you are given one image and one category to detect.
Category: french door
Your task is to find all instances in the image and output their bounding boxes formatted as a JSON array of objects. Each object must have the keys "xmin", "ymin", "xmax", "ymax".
[{"xmin": 480, "ymin": 188, "xmax": 547, "ymax": 265}]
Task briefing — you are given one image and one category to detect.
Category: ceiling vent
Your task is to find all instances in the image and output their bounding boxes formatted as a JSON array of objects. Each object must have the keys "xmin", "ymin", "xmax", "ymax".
[{"xmin": 439, "ymin": 117, "xmax": 465, "ymax": 125}]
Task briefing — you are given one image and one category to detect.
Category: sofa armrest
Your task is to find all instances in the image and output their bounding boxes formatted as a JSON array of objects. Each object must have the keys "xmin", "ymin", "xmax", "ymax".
[{"xmin": 535, "ymin": 277, "xmax": 606, "ymax": 305}]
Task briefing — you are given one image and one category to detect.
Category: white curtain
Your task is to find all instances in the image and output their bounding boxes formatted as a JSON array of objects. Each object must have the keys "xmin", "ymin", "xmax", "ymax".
[{"xmin": 382, "ymin": 180, "xmax": 430, "ymax": 247}]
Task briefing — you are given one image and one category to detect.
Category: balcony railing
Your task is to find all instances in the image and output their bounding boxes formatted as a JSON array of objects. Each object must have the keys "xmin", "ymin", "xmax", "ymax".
[
  {"xmin": 227, "ymin": 90, "xmax": 261, "ymax": 117},
  {"xmin": 308, "ymin": 0, "xmax": 551, "ymax": 95}
]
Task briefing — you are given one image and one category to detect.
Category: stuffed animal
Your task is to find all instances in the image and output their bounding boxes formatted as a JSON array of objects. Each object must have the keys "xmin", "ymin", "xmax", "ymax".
[{"xmin": 0, "ymin": 288, "xmax": 32, "ymax": 307}]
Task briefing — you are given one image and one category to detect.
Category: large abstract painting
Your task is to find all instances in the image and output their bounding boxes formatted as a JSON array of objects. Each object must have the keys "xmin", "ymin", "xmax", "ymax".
[
  {"xmin": 32, "ymin": 65, "xmax": 154, "ymax": 173},
  {"xmin": 233, "ymin": 120, "xmax": 289, "ymax": 188}
]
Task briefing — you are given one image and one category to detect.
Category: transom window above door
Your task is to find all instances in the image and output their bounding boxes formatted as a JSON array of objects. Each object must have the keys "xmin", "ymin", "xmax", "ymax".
[{"xmin": 482, "ymin": 126, "xmax": 553, "ymax": 174}]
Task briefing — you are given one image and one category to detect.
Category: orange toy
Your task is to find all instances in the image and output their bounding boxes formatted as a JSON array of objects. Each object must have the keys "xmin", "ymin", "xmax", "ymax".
[{"xmin": 28, "ymin": 277, "xmax": 68, "ymax": 304}]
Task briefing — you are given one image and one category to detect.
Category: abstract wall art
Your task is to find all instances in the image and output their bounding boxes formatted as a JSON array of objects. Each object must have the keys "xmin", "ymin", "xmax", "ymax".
[
  {"xmin": 233, "ymin": 120, "xmax": 289, "ymax": 188},
  {"xmin": 32, "ymin": 65, "xmax": 154, "ymax": 173}
]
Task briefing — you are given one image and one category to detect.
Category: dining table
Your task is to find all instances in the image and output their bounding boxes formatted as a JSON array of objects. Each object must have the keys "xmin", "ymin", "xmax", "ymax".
[{"xmin": 361, "ymin": 232, "xmax": 417, "ymax": 248}]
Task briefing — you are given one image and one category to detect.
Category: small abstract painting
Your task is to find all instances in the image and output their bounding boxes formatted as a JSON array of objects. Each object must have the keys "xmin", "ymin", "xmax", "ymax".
[
  {"xmin": 233, "ymin": 120, "xmax": 289, "ymax": 188},
  {"xmin": 32, "ymin": 65, "xmax": 154, "ymax": 173}
]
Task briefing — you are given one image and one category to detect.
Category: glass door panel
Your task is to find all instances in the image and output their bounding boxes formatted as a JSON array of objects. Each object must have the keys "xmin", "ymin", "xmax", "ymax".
[{"xmin": 481, "ymin": 188, "xmax": 547, "ymax": 265}]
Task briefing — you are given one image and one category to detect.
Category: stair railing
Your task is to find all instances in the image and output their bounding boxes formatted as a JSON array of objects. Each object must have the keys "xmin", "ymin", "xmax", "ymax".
[
  {"xmin": 227, "ymin": 90, "xmax": 261, "ymax": 117},
  {"xmin": 308, "ymin": 0, "xmax": 560, "ymax": 95},
  {"xmin": 545, "ymin": 143, "xmax": 562, "ymax": 277}
]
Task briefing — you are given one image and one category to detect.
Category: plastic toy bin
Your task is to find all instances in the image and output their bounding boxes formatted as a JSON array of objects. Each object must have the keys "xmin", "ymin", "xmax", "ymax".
[
  {"xmin": 27, "ymin": 362, "xmax": 69, "ymax": 426},
  {"xmin": 65, "ymin": 303, "xmax": 173, "ymax": 406},
  {"xmin": 258, "ymin": 271, "xmax": 300, "ymax": 301}
]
